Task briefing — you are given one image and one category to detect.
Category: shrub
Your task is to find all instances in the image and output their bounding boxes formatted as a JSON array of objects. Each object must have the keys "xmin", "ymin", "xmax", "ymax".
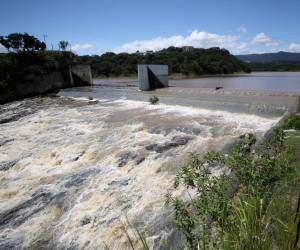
[
  {"xmin": 168, "ymin": 128, "xmax": 300, "ymax": 249},
  {"xmin": 149, "ymin": 95, "xmax": 159, "ymax": 105},
  {"xmin": 285, "ymin": 114, "xmax": 300, "ymax": 130}
]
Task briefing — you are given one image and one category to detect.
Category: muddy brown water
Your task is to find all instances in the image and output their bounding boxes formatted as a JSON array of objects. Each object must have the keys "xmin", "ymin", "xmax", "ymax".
[{"xmin": 0, "ymin": 74, "xmax": 299, "ymax": 249}]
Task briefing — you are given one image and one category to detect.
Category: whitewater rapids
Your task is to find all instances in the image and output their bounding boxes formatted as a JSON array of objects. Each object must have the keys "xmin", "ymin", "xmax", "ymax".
[{"xmin": 0, "ymin": 95, "xmax": 283, "ymax": 249}]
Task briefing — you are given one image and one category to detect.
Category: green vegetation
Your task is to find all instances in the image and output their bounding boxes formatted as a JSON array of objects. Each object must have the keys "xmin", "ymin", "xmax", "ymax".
[
  {"xmin": 117, "ymin": 112, "xmax": 300, "ymax": 249},
  {"xmin": 166, "ymin": 115, "xmax": 300, "ymax": 249},
  {"xmin": 149, "ymin": 95, "xmax": 159, "ymax": 105},
  {"xmin": 247, "ymin": 61, "xmax": 300, "ymax": 72},
  {"xmin": 284, "ymin": 114, "xmax": 300, "ymax": 130},
  {"xmin": 59, "ymin": 40, "xmax": 69, "ymax": 51},
  {"xmin": 0, "ymin": 33, "xmax": 76, "ymax": 103},
  {"xmin": 0, "ymin": 50, "xmax": 74, "ymax": 101},
  {"xmin": 237, "ymin": 52, "xmax": 300, "ymax": 63},
  {"xmin": 0, "ymin": 33, "xmax": 46, "ymax": 53},
  {"xmin": 77, "ymin": 47, "xmax": 251, "ymax": 77}
]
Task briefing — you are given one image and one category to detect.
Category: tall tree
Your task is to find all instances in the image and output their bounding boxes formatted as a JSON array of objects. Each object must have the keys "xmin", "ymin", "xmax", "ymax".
[
  {"xmin": 59, "ymin": 40, "xmax": 69, "ymax": 51},
  {"xmin": 0, "ymin": 33, "xmax": 46, "ymax": 53}
]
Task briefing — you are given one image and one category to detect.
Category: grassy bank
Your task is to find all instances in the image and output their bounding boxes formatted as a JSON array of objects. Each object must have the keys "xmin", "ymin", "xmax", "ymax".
[{"xmin": 165, "ymin": 109, "xmax": 300, "ymax": 249}]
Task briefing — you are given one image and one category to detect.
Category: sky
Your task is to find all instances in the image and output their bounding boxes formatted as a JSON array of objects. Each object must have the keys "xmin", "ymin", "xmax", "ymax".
[{"xmin": 1, "ymin": 0, "xmax": 300, "ymax": 55}]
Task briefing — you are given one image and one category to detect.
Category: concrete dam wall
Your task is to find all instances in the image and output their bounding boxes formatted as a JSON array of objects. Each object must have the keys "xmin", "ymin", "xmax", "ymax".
[
  {"xmin": 0, "ymin": 64, "xmax": 92, "ymax": 104},
  {"xmin": 70, "ymin": 65, "xmax": 93, "ymax": 86},
  {"xmin": 138, "ymin": 64, "xmax": 168, "ymax": 91}
]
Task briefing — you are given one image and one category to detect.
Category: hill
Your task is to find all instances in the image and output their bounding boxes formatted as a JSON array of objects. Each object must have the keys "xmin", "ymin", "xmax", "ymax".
[
  {"xmin": 77, "ymin": 47, "xmax": 251, "ymax": 77},
  {"xmin": 236, "ymin": 51, "xmax": 300, "ymax": 62}
]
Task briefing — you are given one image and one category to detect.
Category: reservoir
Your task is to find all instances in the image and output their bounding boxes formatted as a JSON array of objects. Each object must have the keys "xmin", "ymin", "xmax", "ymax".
[
  {"xmin": 94, "ymin": 72, "xmax": 300, "ymax": 94},
  {"xmin": 170, "ymin": 72, "xmax": 300, "ymax": 93}
]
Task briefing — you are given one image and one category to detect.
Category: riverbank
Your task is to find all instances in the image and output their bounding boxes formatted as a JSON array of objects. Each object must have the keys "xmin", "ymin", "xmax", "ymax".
[{"xmin": 166, "ymin": 105, "xmax": 300, "ymax": 249}]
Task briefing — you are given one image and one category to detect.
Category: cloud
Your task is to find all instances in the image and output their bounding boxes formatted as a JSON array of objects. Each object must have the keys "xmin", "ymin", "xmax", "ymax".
[
  {"xmin": 288, "ymin": 43, "xmax": 300, "ymax": 52},
  {"xmin": 114, "ymin": 30, "xmax": 248, "ymax": 54},
  {"xmin": 71, "ymin": 43, "xmax": 94, "ymax": 52},
  {"xmin": 0, "ymin": 44, "xmax": 7, "ymax": 53},
  {"xmin": 251, "ymin": 32, "xmax": 280, "ymax": 46},
  {"xmin": 238, "ymin": 26, "xmax": 247, "ymax": 34}
]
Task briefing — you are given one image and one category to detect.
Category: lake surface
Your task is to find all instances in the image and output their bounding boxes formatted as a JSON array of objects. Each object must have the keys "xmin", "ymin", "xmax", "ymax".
[
  {"xmin": 170, "ymin": 72, "xmax": 300, "ymax": 93},
  {"xmin": 94, "ymin": 72, "xmax": 300, "ymax": 94}
]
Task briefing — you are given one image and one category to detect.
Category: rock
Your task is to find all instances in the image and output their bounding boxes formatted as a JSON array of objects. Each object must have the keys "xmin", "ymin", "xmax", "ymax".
[
  {"xmin": 172, "ymin": 136, "xmax": 190, "ymax": 146},
  {"xmin": 135, "ymin": 156, "xmax": 145, "ymax": 165},
  {"xmin": 145, "ymin": 136, "xmax": 192, "ymax": 153},
  {"xmin": 145, "ymin": 144, "xmax": 158, "ymax": 151},
  {"xmin": 64, "ymin": 168, "xmax": 100, "ymax": 188},
  {"xmin": 0, "ymin": 138, "xmax": 14, "ymax": 147},
  {"xmin": 80, "ymin": 216, "xmax": 92, "ymax": 226},
  {"xmin": 0, "ymin": 160, "xmax": 18, "ymax": 171},
  {"xmin": 117, "ymin": 152, "xmax": 146, "ymax": 167},
  {"xmin": 118, "ymin": 152, "xmax": 135, "ymax": 167},
  {"xmin": 0, "ymin": 237, "xmax": 23, "ymax": 250},
  {"xmin": 71, "ymin": 151, "xmax": 85, "ymax": 162},
  {"xmin": 0, "ymin": 190, "xmax": 65, "ymax": 229},
  {"xmin": 149, "ymin": 126, "xmax": 201, "ymax": 136},
  {"xmin": 108, "ymin": 179, "xmax": 129, "ymax": 187}
]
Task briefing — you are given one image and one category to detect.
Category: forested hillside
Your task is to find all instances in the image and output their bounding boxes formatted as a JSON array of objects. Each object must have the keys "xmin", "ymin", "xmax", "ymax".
[
  {"xmin": 237, "ymin": 51, "xmax": 300, "ymax": 62},
  {"xmin": 77, "ymin": 47, "xmax": 251, "ymax": 77},
  {"xmin": 248, "ymin": 61, "xmax": 300, "ymax": 71}
]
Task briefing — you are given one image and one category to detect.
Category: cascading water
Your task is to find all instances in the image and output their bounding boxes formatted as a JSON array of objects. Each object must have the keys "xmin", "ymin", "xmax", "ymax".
[{"xmin": 0, "ymin": 82, "xmax": 297, "ymax": 249}]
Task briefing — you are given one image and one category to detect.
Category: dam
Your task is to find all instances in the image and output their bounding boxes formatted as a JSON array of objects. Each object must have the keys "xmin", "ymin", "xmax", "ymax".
[{"xmin": 0, "ymin": 72, "xmax": 299, "ymax": 249}]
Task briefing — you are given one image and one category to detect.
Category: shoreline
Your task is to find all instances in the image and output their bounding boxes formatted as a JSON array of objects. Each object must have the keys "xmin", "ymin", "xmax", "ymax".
[{"xmin": 93, "ymin": 71, "xmax": 300, "ymax": 81}]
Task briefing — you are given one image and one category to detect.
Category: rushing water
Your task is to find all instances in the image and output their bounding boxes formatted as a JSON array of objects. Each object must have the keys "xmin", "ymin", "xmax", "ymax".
[{"xmin": 0, "ymin": 73, "xmax": 299, "ymax": 249}]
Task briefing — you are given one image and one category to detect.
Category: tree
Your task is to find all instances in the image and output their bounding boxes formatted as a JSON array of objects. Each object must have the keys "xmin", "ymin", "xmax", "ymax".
[
  {"xmin": 0, "ymin": 33, "xmax": 46, "ymax": 53},
  {"xmin": 59, "ymin": 40, "xmax": 69, "ymax": 51}
]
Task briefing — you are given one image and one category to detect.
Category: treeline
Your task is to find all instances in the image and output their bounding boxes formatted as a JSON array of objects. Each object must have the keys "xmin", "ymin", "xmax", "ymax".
[
  {"xmin": 248, "ymin": 61, "xmax": 300, "ymax": 72},
  {"xmin": 0, "ymin": 33, "xmax": 77, "ymax": 103},
  {"xmin": 77, "ymin": 47, "xmax": 251, "ymax": 77}
]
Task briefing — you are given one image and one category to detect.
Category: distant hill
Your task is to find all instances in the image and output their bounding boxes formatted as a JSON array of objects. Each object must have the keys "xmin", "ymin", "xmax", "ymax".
[
  {"xmin": 236, "ymin": 51, "xmax": 300, "ymax": 62},
  {"xmin": 77, "ymin": 47, "xmax": 251, "ymax": 77}
]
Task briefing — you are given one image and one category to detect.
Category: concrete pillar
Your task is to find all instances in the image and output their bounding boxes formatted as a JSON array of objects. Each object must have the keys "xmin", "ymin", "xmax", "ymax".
[{"xmin": 138, "ymin": 64, "xmax": 168, "ymax": 91}]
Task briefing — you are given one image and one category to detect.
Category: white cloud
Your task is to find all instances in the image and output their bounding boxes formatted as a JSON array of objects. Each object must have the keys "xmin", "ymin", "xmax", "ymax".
[
  {"xmin": 251, "ymin": 32, "xmax": 280, "ymax": 46},
  {"xmin": 238, "ymin": 26, "xmax": 247, "ymax": 34},
  {"xmin": 114, "ymin": 30, "xmax": 248, "ymax": 54},
  {"xmin": 71, "ymin": 43, "xmax": 94, "ymax": 52},
  {"xmin": 288, "ymin": 43, "xmax": 300, "ymax": 52},
  {"xmin": 0, "ymin": 44, "xmax": 7, "ymax": 53}
]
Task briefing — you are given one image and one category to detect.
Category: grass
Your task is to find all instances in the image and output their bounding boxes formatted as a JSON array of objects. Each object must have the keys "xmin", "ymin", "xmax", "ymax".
[{"xmin": 104, "ymin": 219, "xmax": 150, "ymax": 250}]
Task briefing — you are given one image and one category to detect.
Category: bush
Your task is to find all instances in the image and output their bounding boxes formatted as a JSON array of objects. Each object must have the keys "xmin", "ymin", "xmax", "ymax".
[
  {"xmin": 149, "ymin": 95, "xmax": 159, "ymax": 105},
  {"xmin": 168, "ymin": 128, "xmax": 300, "ymax": 249},
  {"xmin": 285, "ymin": 114, "xmax": 300, "ymax": 130}
]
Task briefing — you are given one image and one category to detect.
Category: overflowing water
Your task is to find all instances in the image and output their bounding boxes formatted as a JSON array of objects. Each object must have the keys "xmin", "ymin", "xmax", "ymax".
[{"xmin": 0, "ymin": 75, "xmax": 299, "ymax": 249}]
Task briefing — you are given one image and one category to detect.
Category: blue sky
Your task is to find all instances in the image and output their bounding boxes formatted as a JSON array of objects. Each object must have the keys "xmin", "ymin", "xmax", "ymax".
[{"xmin": 1, "ymin": 0, "xmax": 300, "ymax": 55}]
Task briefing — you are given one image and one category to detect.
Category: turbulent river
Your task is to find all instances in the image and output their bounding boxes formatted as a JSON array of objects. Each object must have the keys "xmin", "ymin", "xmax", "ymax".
[{"xmin": 0, "ymin": 76, "xmax": 299, "ymax": 249}]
